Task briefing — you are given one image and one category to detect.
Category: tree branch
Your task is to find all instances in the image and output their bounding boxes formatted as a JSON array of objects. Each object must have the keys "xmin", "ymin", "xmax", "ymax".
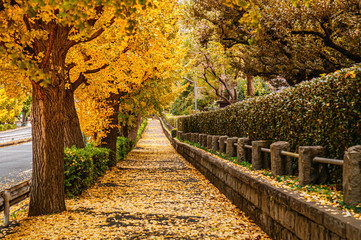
[
  {"xmin": 41, "ymin": 24, "xmax": 57, "ymax": 69},
  {"xmin": 71, "ymin": 64, "xmax": 109, "ymax": 91},
  {"xmin": 200, "ymin": 70, "xmax": 231, "ymax": 104},
  {"xmin": 68, "ymin": 17, "xmax": 115, "ymax": 49},
  {"xmin": 200, "ymin": 51, "xmax": 236, "ymax": 101},
  {"xmin": 292, "ymin": 30, "xmax": 361, "ymax": 63}
]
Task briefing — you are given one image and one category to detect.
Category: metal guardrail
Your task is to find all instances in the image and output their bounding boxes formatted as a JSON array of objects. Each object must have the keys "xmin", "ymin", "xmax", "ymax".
[
  {"xmin": 174, "ymin": 128, "xmax": 345, "ymax": 167},
  {"xmin": 244, "ymin": 144, "xmax": 252, "ymax": 149},
  {"xmin": 261, "ymin": 147, "xmax": 271, "ymax": 153},
  {"xmin": 313, "ymin": 157, "xmax": 344, "ymax": 166},
  {"xmin": 0, "ymin": 180, "xmax": 31, "ymax": 226},
  {"xmin": 281, "ymin": 151, "xmax": 299, "ymax": 158},
  {"xmin": 233, "ymin": 142, "xmax": 343, "ymax": 165}
]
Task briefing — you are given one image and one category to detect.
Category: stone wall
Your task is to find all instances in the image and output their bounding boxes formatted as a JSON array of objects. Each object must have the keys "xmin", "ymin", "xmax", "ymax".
[{"xmin": 160, "ymin": 119, "xmax": 361, "ymax": 240}]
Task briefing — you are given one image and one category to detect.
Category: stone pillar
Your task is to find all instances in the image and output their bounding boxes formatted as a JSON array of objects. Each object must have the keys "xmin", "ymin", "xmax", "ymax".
[
  {"xmin": 182, "ymin": 133, "xmax": 187, "ymax": 141},
  {"xmin": 202, "ymin": 134, "xmax": 208, "ymax": 148},
  {"xmin": 191, "ymin": 133, "xmax": 197, "ymax": 143},
  {"xmin": 177, "ymin": 130, "xmax": 183, "ymax": 139},
  {"xmin": 219, "ymin": 136, "xmax": 228, "ymax": 154},
  {"xmin": 252, "ymin": 140, "xmax": 270, "ymax": 170},
  {"xmin": 194, "ymin": 133, "xmax": 200, "ymax": 144},
  {"xmin": 226, "ymin": 137, "xmax": 239, "ymax": 157},
  {"xmin": 237, "ymin": 138, "xmax": 251, "ymax": 164},
  {"xmin": 207, "ymin": 135, "xmax": 213, "ymax": 149},
  {"xmin": 199, "ymin": 134, "xmax": 205, "ymax": 147},
  {"xmin": 298, "ymin": 146, "xmax": 325, "ymax": 186},
  {"xmin": 185, "ymin": 133, "xmax": 191, "ymax": 142},
  {"xmin": 343, "ymin": 145, "xmax": 361, "ymax": 206},
  {"xmin": 212, "ymin": 136, "xmax": 220, "ymax": 152},
  {"xmin": 271, "ymin": 141, "xmax": 292, "ymax": 176}
]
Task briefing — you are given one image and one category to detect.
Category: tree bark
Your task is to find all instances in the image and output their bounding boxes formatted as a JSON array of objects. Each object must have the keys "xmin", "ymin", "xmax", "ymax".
[
  {"xmin": 28, "ymin": 77, "xmax": 66, "ymax": 216},
  {"xmin": 101, "ymin": 93, "xmax": 121, "ymax": 167},
  {"xmin": 64, "ymin": 89, "xmax": 85, "ymax": 148},
  {"xmin": 128, "ymin": 114, "xmax": 142, "ymax": 142},
  {"xmin": 246, "ymin": 75, "xmax": 255, "ymax": 97},
  {"xmin": 28, "ymin": 24, "xmax": 70, "ymax": 216}
]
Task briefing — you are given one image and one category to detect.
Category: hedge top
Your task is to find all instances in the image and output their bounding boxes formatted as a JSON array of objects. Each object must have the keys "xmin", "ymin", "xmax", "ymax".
[{"xmin": 169, "ymin": 65, "xmax": 361, "ymax": 159}]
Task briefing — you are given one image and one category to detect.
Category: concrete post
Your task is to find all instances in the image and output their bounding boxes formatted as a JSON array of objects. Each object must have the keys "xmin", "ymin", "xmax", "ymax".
[
  {"xmin": 191, "ymin": 133, "xmax": 197, "ymax": 143},
  {"xmin": 186, "ymin": 133, "xmax": 191, "ymax": 142},
  {"xmin": 182, "ymin": 133, "xmax": 186, "ymax": 141},
  {"xmin": 271, "ymin": 141, "xmax": 292, "ymax": 176},
  {"xmin": 201, "ymin": 134, "xmax": 208, "ymax": 148},
  {"xmin": 199, "ymin": 134, "xmax": 205, "ymax": 147},
  {"xmin": 4, "ymin": 190, "xmax": 10, "ymax": 226},
  {"xmin": 237, "ymin": 138, "xmax": 251, "ymax": 164},
  {"xmin": 252, "ymin": 140, "xmax": 270, "ymax": 170},
  {"xmin": 298, "ymin": 146, "xmax": 325, "ymax": 186},
  {"xmin": 219, "ymin": 136, "xmax": 228, "ymax": 154},
  {"xmin": 343, "ymin": 145, "xmax": 361, "ymax": 206},
  {"xmin": 226, "ymin": 137, "xmax": 239, "ymax": 157},
  {"xmin": 212, "ymin": 136, "xmax": 220, "ymax": 152},
  {"xmin": 177, "ymin": 130, "xmax": 182, "ymax": 139},
  {"xmin": 194, "ymin": 133, "xmax": 200, "ymax": 144},
  {"xmin": 207, "ymin": 135, "xmax": 213, "ymax": 149}
]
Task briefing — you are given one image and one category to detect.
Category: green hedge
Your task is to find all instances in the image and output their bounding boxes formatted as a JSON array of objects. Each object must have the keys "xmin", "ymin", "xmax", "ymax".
[
  {"xmin": 64, "ymin": 145, "xmax": 110, "ymax": 197},
  {"xmin": 0, "ymin": 124, "xmax": 16, "ymax": 131},
  {"xmin": 165, "ymin": 116, "xmax": 178, "ymax": 129},
  {"xmin": 136, "ymin": 118, "xmax": 148, "ymax": 143},
  {"xmin": 170, "ymin": 65, "xmax": 361, "ymax": 160},
  {"xmin": 117, "ymin": 136, "xmax": 134, "ymax": 161}
]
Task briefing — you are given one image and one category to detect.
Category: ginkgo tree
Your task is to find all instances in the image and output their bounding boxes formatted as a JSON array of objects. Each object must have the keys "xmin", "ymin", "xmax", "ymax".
[
  {"xmin": 0, "ymin": 0, "xmax": 152, "ymax": 216},
  {"xmin": 74, "ymin": 0, "xmax": 185, "ymax": 161},
  {"xmin": 0, "ymin": 88, "xmax": 24, "ymax": 123}
]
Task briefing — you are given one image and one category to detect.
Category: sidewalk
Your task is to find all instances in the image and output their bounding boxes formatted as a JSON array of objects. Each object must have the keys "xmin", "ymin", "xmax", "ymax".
[{"xmin": 4, "ymin": 120, "xmax": 269, "ymax": 239}]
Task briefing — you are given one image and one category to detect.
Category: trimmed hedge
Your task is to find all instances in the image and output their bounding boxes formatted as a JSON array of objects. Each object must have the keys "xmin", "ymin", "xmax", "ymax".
[
  {"xmin": 116, "ymin": 136, "xmax": 134, "ymax": 161},
  {"xmin": 136, "ymin": 118, "xmax": 148, "ymax": 143},
  {"xmin": 64, "ymin": 145, "xmax": 110, "ymax": 197},
  {"xmin": 170, "ymin": 65, "xmax": 361, "ymax": 160}
]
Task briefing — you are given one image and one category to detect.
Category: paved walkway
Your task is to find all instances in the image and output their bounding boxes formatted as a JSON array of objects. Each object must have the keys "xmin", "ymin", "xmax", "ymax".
[{"xmin": 5, "ymin": 119, "xmax": 269, "ymax": 239}]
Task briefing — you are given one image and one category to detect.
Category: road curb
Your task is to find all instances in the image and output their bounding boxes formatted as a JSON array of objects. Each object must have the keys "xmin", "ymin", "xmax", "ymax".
[
  {"xmin": 0, "ymin": 126, "xmax": 31, "ymax": 134},
  {"xmin": 0, "ymin": 138, "xmax": 32, "ymax": 148}
]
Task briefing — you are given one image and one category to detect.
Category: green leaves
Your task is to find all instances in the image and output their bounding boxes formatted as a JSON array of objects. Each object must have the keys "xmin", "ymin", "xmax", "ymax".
[
  {"xmin": 173, "ymin": 65, "xmax": 361, "ymax": 162},
  {"xmin": 64, "ymin": 145, "xmax": 111, "ymax": 197}
]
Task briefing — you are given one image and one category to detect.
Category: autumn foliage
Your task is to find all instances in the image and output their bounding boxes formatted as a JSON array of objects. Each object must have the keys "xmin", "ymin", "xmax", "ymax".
[{"xmin": 0, "ymin": 0, "xmax": 185, "ymax": 216}]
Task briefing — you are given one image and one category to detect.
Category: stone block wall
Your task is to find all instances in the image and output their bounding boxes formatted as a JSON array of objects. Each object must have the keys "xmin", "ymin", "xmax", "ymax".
[{"xmin": 160, "ymin": 119, "xmax": 361, "ymax": 240}]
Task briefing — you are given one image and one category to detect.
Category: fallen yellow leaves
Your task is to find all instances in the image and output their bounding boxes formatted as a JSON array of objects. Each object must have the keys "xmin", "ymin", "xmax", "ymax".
[{"xmin": 3, "ymin": 120, "xmax": 269, "ymax": 239}]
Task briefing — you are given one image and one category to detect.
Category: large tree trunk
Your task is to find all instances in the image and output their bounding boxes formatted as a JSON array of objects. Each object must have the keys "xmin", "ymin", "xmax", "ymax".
[
  {"xmin": 246, "ymin": 75, "xmax": 255, "ymax": 97},
  {"xmin": 28, "ymin": 77, "xmax": 66, "ymax": 216},
  {"xmin": 128, "ymin": 114, "xmax": 142, "ymax": 142},
  {"xmin": 101, "ymin": 93, "xmax": 121, "ymax": 167},
  {"xmin": 64, "ymin": 89, "xmax": 85, "ymax": 148},
  {"xmin": 28, "ymin": 25, "xmax": 69, "ymax": 216}
]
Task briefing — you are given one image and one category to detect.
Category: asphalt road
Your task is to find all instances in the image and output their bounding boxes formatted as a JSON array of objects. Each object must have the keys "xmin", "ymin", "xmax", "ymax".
[
  {"xmin": 0, "ymin": 127, "xmax": 32, "ymax": 144},
  {"xmin": 0, "ymin": 142, "xmax": 32, "ymax": 190}
]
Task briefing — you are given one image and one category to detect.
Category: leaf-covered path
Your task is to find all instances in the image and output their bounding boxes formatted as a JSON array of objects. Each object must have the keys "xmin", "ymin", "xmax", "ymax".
[{"xmin": 5, "ymin": 119, "xmax": 269, "ymax": 239}]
